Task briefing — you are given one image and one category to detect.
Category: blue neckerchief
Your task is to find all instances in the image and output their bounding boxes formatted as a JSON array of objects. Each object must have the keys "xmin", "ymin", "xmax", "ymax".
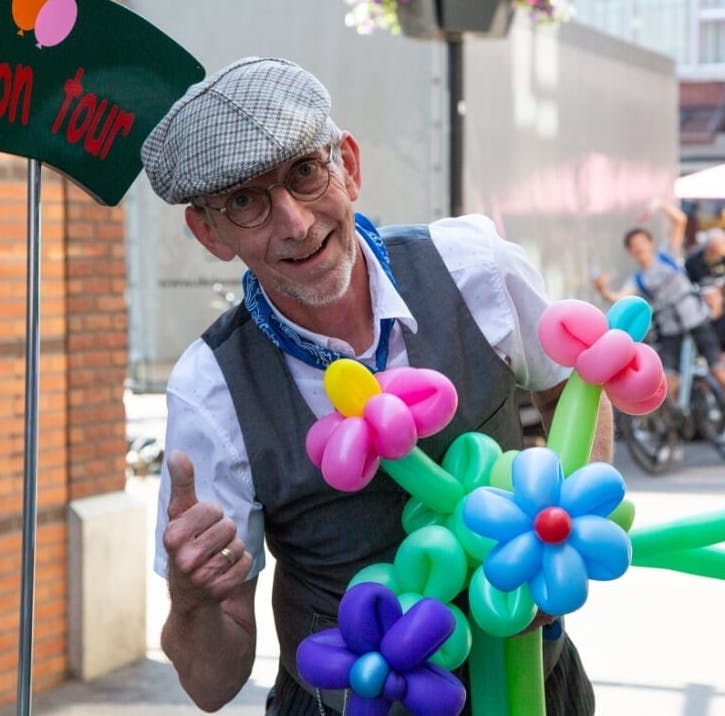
[{"xmin": 242, "ymin": 212, "xmax": 398, "ymax": 373}]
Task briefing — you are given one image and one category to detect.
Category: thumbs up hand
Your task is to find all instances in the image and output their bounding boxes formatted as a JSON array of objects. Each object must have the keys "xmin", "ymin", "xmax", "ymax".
[{"xmin": 163, "ymin": 450, "xmax": 252, "ymax": 610}]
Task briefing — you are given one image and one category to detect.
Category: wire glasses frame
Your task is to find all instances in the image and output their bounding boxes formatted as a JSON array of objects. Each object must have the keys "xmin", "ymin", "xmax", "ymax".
[{"xmin": 197, "ymin": 145, "xmax": 335, "ymax": 229}]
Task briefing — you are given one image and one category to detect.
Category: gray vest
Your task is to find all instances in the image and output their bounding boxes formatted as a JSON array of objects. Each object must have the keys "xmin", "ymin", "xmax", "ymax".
[{"xmin": 202, "ymin": 225, "xmax": 522, "ymax": 700}]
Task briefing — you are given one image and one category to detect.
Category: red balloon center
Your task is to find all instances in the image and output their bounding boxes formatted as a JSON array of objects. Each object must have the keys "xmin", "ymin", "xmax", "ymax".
[{"xmin": 534, "ymin": 507, "xmax": 572, "ymax": 544}]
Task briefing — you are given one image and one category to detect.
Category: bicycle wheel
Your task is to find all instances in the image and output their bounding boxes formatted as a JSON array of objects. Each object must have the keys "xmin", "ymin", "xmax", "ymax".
[
  {"xmin": 691, "ymin": 378, "xmax": 725, "ymax": 458},
  {"xmin": 618, "ymin": 408, "xmax": 679, "ymax": 474}
]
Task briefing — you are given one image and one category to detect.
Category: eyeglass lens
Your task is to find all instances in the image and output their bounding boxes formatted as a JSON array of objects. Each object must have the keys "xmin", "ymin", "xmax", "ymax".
[{"xmin": 224, "ymin": 155, "xmax": 331, "ymax": 228}]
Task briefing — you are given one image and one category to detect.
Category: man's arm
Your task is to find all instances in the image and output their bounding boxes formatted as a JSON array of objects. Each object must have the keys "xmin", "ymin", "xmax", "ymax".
[
  {"xmin": 591, "ymin": 272, "xmax": 637, "ymax": 305},
  {"xmin": 655, "ymin": 198, "xmax": 687, "ymax": 255},
  {"xmin": 161, "ymin": 450, "xmax": 258, "ymax": 712},
  {"xmin": 531, "ymin": 379, "xmax": 614, "ymax": 464}
]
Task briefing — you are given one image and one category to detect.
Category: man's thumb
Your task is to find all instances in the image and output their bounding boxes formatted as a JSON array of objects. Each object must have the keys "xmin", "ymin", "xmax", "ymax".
[{"xmin": 167, "ymin": 450, "xmax": 198, "ymax": 519}]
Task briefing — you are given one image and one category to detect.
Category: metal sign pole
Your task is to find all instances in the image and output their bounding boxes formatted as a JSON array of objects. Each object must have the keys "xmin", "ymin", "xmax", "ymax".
[{"xmin": 17, "ymin": 158, "xmax": 42, "ymax": 716}]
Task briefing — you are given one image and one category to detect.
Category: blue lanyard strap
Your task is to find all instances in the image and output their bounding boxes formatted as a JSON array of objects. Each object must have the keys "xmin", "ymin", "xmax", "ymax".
[{"xmin": 242, "ymin": 212, "xmax": 397, "ymax": 373}]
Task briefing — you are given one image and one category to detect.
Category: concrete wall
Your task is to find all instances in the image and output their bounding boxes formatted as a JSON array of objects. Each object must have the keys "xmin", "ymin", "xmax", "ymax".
[
  {"xmin": 123, "ymin": 0, "xmax": 679, "ymax": 388},
  {"xmin": 68, "ymin": 492, "xmax": 147, "ymax": 680}
]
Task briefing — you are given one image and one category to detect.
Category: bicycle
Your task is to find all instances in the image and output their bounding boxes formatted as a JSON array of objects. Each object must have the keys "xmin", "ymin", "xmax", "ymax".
[{"xmin": 618, "ymin": 331, "xmax": 725, "ymax": 474}]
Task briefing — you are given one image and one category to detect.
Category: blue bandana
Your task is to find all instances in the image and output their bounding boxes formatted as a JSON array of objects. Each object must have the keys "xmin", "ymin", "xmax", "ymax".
[{"xmin": 242, "ymin": 212, "xmax": 398, "ymax": 372}]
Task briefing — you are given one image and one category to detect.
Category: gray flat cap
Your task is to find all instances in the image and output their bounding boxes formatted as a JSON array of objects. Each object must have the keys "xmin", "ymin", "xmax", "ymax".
[{"xmin": 141, "ymin": 57, "xmax": 341, "ymax": 204}]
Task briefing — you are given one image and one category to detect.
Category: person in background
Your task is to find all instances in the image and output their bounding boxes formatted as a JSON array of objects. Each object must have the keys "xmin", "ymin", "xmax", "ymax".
[
  {"xmin": 141, "ymin": 56, "xmax": 612, "ymax": 715},
  {"xmin": 683, "ymin": 200, "xmax": 701, "ymax": 254},
  {"xmin": 592, "ymin": 198, "xmax": 725, "ymax": 403},
  {"xmin": 685, "ymin": 227, "xmax": 725, "ymax": 351}
]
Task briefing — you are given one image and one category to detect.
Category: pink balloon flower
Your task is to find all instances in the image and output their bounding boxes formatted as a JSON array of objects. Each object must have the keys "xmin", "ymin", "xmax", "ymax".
[
  {"xmin": 538, "ymin": 298, "xmax": 667, "ymax": 415},
  {"xmin": 306, "ymin": 361, "xmax": 458, "ymax": 492}
]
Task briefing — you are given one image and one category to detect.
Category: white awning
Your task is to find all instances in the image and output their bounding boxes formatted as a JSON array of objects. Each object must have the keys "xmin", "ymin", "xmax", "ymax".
[{"xmin": 675, "ymin": 163, "xmax": 725, "ymax": 199}]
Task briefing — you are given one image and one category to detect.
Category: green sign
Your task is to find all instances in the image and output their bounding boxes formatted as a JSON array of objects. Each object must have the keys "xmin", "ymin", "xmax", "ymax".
[{"xmin": 1, "ymin": 0, "xmax": 205, "ymax": 205}]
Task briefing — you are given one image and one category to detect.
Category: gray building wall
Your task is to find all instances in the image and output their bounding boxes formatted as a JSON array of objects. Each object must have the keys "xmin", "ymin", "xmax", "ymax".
[{"xmin": 123, "ymin": 0, "xmax": 678, "ymax": 389}]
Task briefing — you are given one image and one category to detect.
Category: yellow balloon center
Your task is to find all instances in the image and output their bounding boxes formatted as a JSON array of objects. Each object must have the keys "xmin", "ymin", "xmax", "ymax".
[{"xmin": 324, "ymin": 359, "xmax": 382, "ymax": 417}]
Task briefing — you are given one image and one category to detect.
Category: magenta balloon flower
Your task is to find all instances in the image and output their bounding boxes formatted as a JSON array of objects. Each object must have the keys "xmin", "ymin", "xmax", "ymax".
[
  {"xmin": 296, "ymin": 582, "xmax": 466, "ymax": 716},
  {"xmin": 463, "ymin": 447, "xmax": 632, "ymax": 616},
  {"xmin": 306, "ymin": 360, "xmax": 458, "ymax": 491},
  {"xmin": 537, "ymin": 297, "xmax": 666, "ymax": 415}
]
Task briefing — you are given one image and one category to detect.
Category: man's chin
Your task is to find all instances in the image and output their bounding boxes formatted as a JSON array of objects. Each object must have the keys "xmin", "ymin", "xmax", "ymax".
[{"xmin": 284, "ymin": 280, "xmax": 351, "ymax": 307}]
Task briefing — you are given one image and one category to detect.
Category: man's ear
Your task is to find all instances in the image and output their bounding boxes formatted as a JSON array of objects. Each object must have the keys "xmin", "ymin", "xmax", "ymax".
[
  {"xmin": 185, "ymin": 205, "xmax": 236, "ymax": 261},
  {"xmin": 338, "ymin": 132, "xmax": 362, "ymax": 201}
]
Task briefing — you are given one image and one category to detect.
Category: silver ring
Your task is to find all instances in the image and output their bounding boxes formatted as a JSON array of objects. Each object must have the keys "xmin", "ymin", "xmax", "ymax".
[{"xmin": 219, "ymin": 547, "xmax": 237, "ymax": 566}]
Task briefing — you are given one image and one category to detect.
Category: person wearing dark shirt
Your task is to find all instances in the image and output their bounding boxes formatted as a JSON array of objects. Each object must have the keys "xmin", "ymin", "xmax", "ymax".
[{"xmin": 685, "ymin": 228, "xmax": 725, "ymax": 351}]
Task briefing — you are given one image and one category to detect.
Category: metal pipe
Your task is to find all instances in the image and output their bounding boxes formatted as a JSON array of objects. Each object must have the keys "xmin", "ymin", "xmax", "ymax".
[
  {"xmin": 447, "ymin": 35, "xmax": 464, "ymax": 217},
  {"xmin": 17, "ymin": 158, "xmax": 42, "ymax": 716}
]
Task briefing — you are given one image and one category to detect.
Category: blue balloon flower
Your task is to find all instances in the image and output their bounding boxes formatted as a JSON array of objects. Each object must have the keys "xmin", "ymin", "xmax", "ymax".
[
  {"xmin": 462, "ymin": 447, "xmax": 632, "ymax": 615},
  {"xmin": 296, "ymin": 582, "xmax": 466, "ymax": 715}
]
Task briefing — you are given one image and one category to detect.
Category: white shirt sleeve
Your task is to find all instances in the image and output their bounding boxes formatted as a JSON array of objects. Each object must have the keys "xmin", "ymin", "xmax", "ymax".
[
  {"xmin": 429, "ymin": 214, "xmax": 570, "ymax": 391},
  {"xmin": 153, "ymin": 338, "xmax": 266, "ymax": 580}
]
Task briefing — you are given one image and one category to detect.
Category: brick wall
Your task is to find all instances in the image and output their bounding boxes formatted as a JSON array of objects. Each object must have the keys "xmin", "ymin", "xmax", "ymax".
[{"xmin": 0, "ymin": 153, "xmax": 128, "ymax": 705}]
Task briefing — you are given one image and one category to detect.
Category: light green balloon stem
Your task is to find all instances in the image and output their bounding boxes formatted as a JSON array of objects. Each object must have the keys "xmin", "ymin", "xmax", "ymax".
[
  {"xmin": 467, "ymin": 619, "xmax": 544, "ymax": 716},
  {"xmin": 546, "ymin": 371, "xmax": 601, "ymax": 476},
  {"xmin": 505, "ymin": 630, "xmax": 545, "ymax": 716}
]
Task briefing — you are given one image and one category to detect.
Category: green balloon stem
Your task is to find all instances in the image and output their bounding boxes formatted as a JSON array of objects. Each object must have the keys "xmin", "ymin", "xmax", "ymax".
[
  {"xmin": 630, "ymin": 511, "xmax": 725, "ymax": 559},
  {"xmin": 504, "ymin": 630, "xmax": 545, "ymax": 716},
  {"xmin": 546, "ymin": 371, "xmax": 601, "ymax": 477},
  {"xmin": 632, "ymin": 546, "xmax": 725, "ymax": 579},
  {"xmin": 381, "ymin": 448, "xmax": 464, "ymax": 514},
  {"xmin": 468, "ymin": 620, "xmax": 509, "ymax": 715}
]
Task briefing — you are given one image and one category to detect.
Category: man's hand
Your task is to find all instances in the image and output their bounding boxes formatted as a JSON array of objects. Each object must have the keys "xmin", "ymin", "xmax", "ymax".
[
  {"xmin": 159, "ymin": 451, "xmax": 258, "ymax": 711},
  {"xmin": 163, "ymin": 450, "xmax": 252, "ymax": 612}
]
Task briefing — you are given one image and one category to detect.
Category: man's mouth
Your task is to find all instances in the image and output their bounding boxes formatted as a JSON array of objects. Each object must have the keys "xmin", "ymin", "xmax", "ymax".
[{"xmin": 285, "ymin": 235, "xmax": 330, "ymax": 263}]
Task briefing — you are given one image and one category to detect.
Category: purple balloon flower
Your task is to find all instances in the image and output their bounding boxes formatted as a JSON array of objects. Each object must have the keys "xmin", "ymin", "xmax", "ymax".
[
  {"xmin": 463, "ymin": 447, "xmax": 632, "ymax": 616},
  {"xmin": 296, "ymin": 582, "xmax": 466, "ymax": 716}
]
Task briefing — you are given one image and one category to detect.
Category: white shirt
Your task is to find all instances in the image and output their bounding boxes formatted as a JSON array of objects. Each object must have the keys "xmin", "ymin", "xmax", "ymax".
[{"xmin": 154, "ymin": 214, "xmax": 570, "ymax": 578}]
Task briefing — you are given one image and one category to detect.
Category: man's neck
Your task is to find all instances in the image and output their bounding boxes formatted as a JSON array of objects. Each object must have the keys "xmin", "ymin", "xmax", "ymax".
[{"xmin": 273, "ymin": 254, "xmax": 374, "ymax": 355}]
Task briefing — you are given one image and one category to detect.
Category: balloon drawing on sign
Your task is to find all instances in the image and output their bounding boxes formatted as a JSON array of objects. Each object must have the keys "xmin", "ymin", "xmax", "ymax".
[
  {"xmin": 34, "ymin": 0, "xmax": 78, "ymax": 48},
  {"xmin": 12, "ymin": 0, "xmax": 48, "ymax": 33}
]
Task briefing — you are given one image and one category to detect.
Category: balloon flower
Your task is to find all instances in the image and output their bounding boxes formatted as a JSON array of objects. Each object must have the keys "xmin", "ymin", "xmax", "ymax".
[
  {"xmin": 300, "ymin": 296, "xmax": 668, "ymax": 716},
  {"xmin": 539, "ymin": 296, "xmax": 665, "ymax": 416},
  {"xmin": 463, "ymin": 447, "xmax": 631, "ymax": 615},
  {"xmin": 296, "ymin": 582, "xmax": 466, "ymax": 716},
  {"xmin": 306, "ymin": 359, "xmax": 458, "ymax": 493},
  {"xmin": 539, "ymin": 296, "xmax": 667, "ymax": 477}
]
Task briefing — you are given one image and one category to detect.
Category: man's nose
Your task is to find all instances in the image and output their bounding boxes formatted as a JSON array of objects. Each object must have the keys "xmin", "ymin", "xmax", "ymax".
[{"xmin": 268, "ymin": 185, "xmax": 314, "ymax": 237}]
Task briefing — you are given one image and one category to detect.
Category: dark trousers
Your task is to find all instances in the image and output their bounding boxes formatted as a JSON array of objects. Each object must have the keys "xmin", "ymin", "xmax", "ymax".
[{"xmin": 265, "ymin": 634, "xmax": 595, "ymax": 716}]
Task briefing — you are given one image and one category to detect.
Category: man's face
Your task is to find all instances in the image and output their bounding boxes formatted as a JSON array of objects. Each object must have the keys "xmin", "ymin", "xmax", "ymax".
[
  {"xmin": 705, "ymin": 233, "xmax": 725, "ymax": 262},
  {"xmin": 626, "ymin": 231, "xmax": 654, "ymax": 266},
  {"xmin": 191, "ymin": 137, "xmax": 362, "ymax": 314}
]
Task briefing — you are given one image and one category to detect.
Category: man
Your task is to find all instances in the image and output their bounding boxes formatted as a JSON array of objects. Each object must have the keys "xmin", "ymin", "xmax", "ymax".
[
  {"xmin": 593, "ymin": 199, "xmax": 725, "ymax": 400},
  {"xmin": 142, "ymin": 57, "xmax": 611, "ymax": 715},
  {"xmin": 685, "ymin": 227, "xmax": 725, "ymax": 351}
]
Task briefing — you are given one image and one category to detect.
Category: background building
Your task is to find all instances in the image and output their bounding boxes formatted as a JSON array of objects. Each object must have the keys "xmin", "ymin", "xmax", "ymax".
[{"xmin": 574, "ymin": 0, "xmax": 725, "ymax": 231}]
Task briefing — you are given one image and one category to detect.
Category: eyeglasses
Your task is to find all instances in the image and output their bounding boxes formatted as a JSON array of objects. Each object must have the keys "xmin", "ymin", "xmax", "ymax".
[{"xmin": 200, "ymin": 146, "xmax": 334, "ymax": 229}]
